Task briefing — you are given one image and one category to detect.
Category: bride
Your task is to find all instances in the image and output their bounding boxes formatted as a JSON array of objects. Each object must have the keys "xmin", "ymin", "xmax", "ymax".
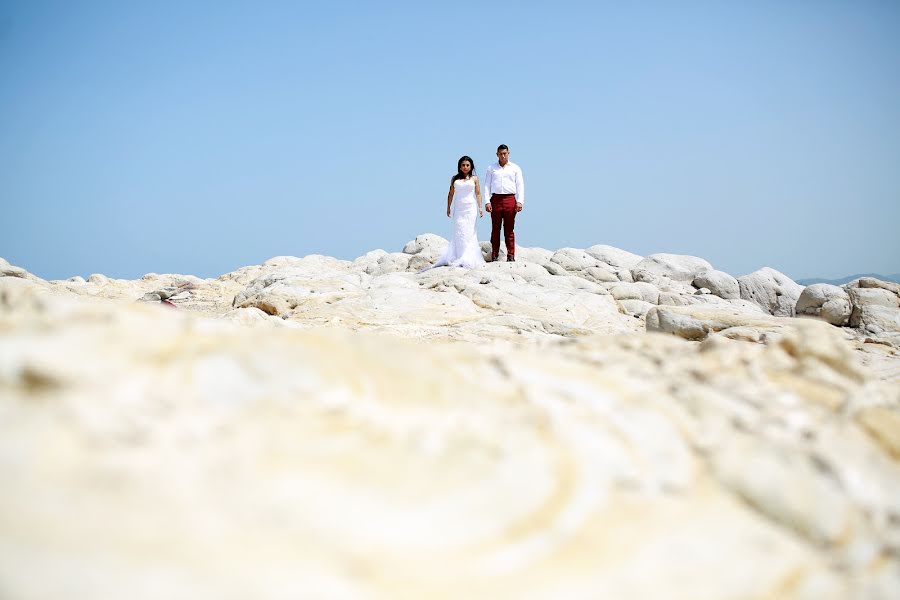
[{"xmin": 428, "ymin": 155, "xmax": 486, "ymax": 269}]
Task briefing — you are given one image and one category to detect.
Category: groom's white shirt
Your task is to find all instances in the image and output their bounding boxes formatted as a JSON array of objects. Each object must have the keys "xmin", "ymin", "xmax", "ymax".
[{"xmin": 484, "ymin": 161, "xmax": 525, "ymax": 206}]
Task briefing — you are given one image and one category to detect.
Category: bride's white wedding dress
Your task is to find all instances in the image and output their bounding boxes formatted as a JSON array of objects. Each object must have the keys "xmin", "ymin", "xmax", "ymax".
[{"xmin": 430, "ymin": 178, "xmax": 486, "ymax": 269}]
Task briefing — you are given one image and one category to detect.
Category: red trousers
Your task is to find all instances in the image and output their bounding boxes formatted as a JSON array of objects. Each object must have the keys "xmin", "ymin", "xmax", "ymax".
[{"xmin": 489, "ymin": 194, "xmax": 518, "ymax": 259}]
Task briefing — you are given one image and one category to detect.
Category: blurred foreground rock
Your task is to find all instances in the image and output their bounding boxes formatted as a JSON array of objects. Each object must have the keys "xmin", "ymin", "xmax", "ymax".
[{"xmin": 1, "ymin": 241, "xmax": 899, "ymax": 599}]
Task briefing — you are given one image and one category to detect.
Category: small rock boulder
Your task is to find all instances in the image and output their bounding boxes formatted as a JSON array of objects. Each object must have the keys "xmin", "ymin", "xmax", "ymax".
[
  {"xmin": 402, "ymin": 234, "xmax": 448, "ymax": 257},
  {"xmin": 631, "ymin": 253, "xmax": 713, "ymax": 283},
  {"xmin": 610, "ymin": 282, "xmax": 660, "ymax": 304},
  {"xmin": 550, "ymin": 248, "xmax": 601, "ymax": 272},
  {"xmin": 737, "ymin": 267, "xmax": 804, "ymax": 317},
  {"xmin": 584, "ymin": 245, "xmax": 643, "ymax": 270},
  {"xmin": 581, "ymin": 266, "xmax": 619, "ymax": 284},
  {"xmin": 693, "ymin": 270, "xmax": 740, "ymax": 300},
  {"xmin": 619, "ymin": 299, "xmax": 654, "ymax": 318},
  {"xmin": 795, "ymin": 284, "xmax": 851, "ymax": 326},
  {"xmin": 847, "ymin": 281, "xmax": 900, "ymax": 334}
]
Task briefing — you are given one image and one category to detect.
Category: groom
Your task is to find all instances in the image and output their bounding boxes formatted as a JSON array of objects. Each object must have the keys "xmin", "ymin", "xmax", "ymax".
[{"xmin": 484, "ymin": 144, "xmax": 525, "ymax": 262}]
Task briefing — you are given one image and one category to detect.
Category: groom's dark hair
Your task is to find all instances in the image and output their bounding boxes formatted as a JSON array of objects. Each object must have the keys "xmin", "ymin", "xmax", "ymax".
[{"xmin": 497, "ymin": 144, "xmax": 509, "ymax": 152}]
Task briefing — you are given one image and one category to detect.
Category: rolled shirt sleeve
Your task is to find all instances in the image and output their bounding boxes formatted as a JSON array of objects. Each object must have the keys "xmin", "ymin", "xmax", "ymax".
[
  {"xmin": 515, "ymin": 165, "xmax": 525, "ymax": 205},
  {"xmin": 483, "ymin": 167, "xmax": 493, "ymax": 202}
]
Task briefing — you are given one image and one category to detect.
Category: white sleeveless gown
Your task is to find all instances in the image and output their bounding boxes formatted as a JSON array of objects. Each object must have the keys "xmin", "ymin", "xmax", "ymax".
[{"xmin": 431, "ymin": 178, "xmax": 486, "ymax": 269}]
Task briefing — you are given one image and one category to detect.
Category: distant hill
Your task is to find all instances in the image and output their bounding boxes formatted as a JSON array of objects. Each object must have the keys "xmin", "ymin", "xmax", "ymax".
[{"xmin": 796, "ymin": 273, "xmax": 900, "ymax": 286}]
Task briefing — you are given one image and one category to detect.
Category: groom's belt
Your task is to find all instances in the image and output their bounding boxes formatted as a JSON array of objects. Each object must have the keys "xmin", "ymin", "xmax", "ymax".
[{"xmin": 490, "ymin": 193, "xmax": 516, "ymax": 197}]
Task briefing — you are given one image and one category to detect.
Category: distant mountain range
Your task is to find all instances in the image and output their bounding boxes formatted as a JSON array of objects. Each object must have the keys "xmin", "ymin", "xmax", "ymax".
[{"xmin": 796, "ymin": 273, "xmax": 900, "ymax": 286}]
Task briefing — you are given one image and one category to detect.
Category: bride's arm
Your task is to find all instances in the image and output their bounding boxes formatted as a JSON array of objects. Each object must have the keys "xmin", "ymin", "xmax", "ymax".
[
  {"xmin": 474, "ymin": 176, "xmax": 483, "ymax": 216},
  {"xmin": 446, "ymin": 177, "xmax": 455, "ymax": 217}
]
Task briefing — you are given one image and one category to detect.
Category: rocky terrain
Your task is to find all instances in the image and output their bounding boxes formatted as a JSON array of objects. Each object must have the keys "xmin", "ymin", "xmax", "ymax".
[{"xmin": 2, "ymin": 235, "xmax": 899, "ymax": 599}]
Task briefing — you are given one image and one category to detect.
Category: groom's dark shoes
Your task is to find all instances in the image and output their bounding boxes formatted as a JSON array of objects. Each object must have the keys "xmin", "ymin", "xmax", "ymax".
[
  {"xmin": 507, "ymin": 256, "xmax": 515, "ymax": 262},
  {"xmin": 491, "ymin": 254, "xmax": 499, "ymax": 262}
]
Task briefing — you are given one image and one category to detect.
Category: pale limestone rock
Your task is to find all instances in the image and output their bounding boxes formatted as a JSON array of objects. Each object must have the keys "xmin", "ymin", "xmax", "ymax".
[
  {"xmin": 0, "ymin": 260, "xmax": 46, "ymax": 284},
  {"xmin": 717, "ymin": 326, "xmax": 763, "ymax": 343},
  {"xmin": 854, "ymin": 305, "xmax": 900, "ymax": 335},
  {"xmin": 796, "ymin": 284, "xmax": 852, "ymax": 326},
  {"xmin": 455, "ymin": 277, "xmax": 626, "ymax": 335},
  {"xmin": 611, "ymin": 282, "xmax": 660, "ymax": 304},
  {"xmin": 219, "ymin": 307, "xmax": 304, "ymax": 329},
  {"xmin": 848, "ymin": 286, "xmax": 900, "ymax": 334},
  {"xmin": 620, "ymin": 298, "xmax": 654, "ymax": 317},
  {"xmin": 584, "ymin": 244, "xmax": 643, "ymax": 270},
  {"xmin": 529, "ymin": 273, "xmax": 609, "ymax": 295},
  {"xmin": 2, "ymin": 245, "xmax": 899, "ymax": 600},
  {"xmin": 611, "ymin": 283, "xmax": 645, "ymax": 302},
  {"xmin": 478, "ymin": 242, "xmax": 547, "ymax": 265},
  {"xmin": 615, "ymin": 268, "xmax": 634, "ymax": 283},
  {"xmin": 542, "ymin": 261, "xmax": 568, "ymax": 276},
  {"xmin": 632, "ymin": 270, "xmax": 695, "ymax": 295},
  {"xmin": 0, "ymin": 263, "xmax": 29, "ymax": 278},
  {"xmin": 515, "ymin": 246, "xmax": 554, "ymax": 264},
  {"xmin": 407, "ymin": 254, "xmax": 434, "ymax": 272},
  {"xmin": 631, "ymin": 253, "xmax": 713, "ymax": 283},
  {"xmin": 849, "ymin": 287, "xmax": 899, "ymax": 312},
  {"xmin": 738, "ymin": 267, "xmax": 805, "ymax": 317},
  {"xmin": 658, "ymin": 292, "xmax": 731, "ymax": 307},
  {"xmin": 709, "ymin": 432, "xmax": 862, "ymax": 546},
  {"xmin": 365, "ymin": 252, "xmax": 411, "ymax": 275},
  {"xmin": 402, "ymin": 233, "xmax": 448, "ymax": 256},
  {"xmin": 858, "ymin": 277, "xmax": 900, "ymax": 296},
  {"xmin": 726, "ymin": 298, "xmax": 768, "ymax": 314},
  {"xmin": 632, "ymin": 269, "xmax": 670, "ymax": 286},
  {"xmin": 0, "ymin": 283, "xmax": 897, "ymax": 599},
  {"xmin": 479, "ymin": 261, "xmax": 550, "ymax": 281},
  {"xmin": 225, "ymin": 255, "xmax": 634, "ymax": 340},
  {"xmin": 264, "ymin": 254, "xmax": 352, "ymax": 273},
  {"xmin": 550, "ymin": 248, "xmax": 600, "ymax": 272},
  {"xmin": 232, "ymin": 268, "xmax": 368, "ymax": 316},
  {"xmin": 646, "ymin": 304, "xmax": 792, "ymax": 340},
  {"xmin": 645, "ymin": 307, "xmax": 709, "ymax": 339},
  {"xmin": 0, "ymin": 276, "xmax": 46, "ymax": 306},
  {"xmin": 693, "ymin": 270, "xmax": 740, "ymax": 300},
  {"xmin": 581, "ymin": 266, "xmax": 619, "ymax": 284},
  {"xmin": 857, "ymin": 406, "xmax": 900, "ymax": 459},
  {"xmin": 352, "ymin": 248, "xmax": 387, "ymax": 265}
]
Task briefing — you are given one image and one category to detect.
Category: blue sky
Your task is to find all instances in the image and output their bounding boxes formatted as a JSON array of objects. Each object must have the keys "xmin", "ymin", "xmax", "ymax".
[{"xmin": 2, "ymin": 1, "xmax": 898, "ymax": 281}]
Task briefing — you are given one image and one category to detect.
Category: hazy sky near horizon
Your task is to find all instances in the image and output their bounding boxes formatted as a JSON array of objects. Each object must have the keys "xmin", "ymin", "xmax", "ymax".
[{"xmin": 2, "ymin": 1, "xmax": 899, "ymax": 281}]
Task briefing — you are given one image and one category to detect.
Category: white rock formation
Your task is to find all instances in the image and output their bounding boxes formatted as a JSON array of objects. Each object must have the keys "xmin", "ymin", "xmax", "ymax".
[
  {"xmin": 550, "ymin": 247, "xmax": 602, "ymax": 272},
  {"xmin": 796, "ymin": 283, "xmax": 852, "ymax": 326},
  {"xmin": 738, "ymin": 267, "xmax": 805, "ymax": 317},
  {"xmin": 402, "ymin": 233, "xmax": 448, "ymax": 257},
  {"xmin": 585, "ymin": 244, "xmax": 643, "ymax": 270},
  {"xmin": 694, "ymin": 269, "xmax": 741, "ymax": 300},
  {"xmin": 1, "ymin": 242, "xmax": 898, "ymax": 600},
  {"xmin": 610, "ymin": 281, "xmax": 660, "ymax": 304},
  {"xmin": 631, "ymin": 253, "xmax": 713, "ymax": 283},
  {"xmin": 848, "ymin": 279, "xmax": 900, "ymax": 335}
]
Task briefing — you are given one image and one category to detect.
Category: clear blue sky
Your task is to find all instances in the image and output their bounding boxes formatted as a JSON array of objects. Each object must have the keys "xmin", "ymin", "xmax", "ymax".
[{"xmin": 2, "ymin": 1, "xmax": 898, "ymax": 281}]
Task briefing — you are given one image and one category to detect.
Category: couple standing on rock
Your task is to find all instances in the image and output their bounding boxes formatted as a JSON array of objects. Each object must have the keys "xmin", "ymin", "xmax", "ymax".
[{"xmin": 429, "ymin": 144, "xmax": 525, "ymax": 269}]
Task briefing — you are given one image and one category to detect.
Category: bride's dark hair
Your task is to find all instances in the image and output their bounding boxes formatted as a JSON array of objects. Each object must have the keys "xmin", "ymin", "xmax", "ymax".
[{"xmin": 452, "ymin": 156, "xmax": 476, "ymax": 182}]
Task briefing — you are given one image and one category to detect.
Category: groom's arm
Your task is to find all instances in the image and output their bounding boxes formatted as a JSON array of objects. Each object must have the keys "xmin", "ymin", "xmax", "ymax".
[
  {"xmin": 515, "ymin": 166, "xmax": 525, "ymax": 209},
  {"xmin": 483, "ymin": 167, "xmax": 493, "ymax": 212}
]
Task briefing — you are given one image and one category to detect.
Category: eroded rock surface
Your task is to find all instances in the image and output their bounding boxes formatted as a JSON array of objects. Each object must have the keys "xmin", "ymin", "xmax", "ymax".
[
  {"xmin": 797, "ymin": 283, "xmax": 852, "ymax": 326},
  {"xmin": 1, "ymin": 244, "xmax": 899, "ymax": 600},
  {"xmin": 738, "ymin": 267, "xmax": 806, "ymax": 317}
]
